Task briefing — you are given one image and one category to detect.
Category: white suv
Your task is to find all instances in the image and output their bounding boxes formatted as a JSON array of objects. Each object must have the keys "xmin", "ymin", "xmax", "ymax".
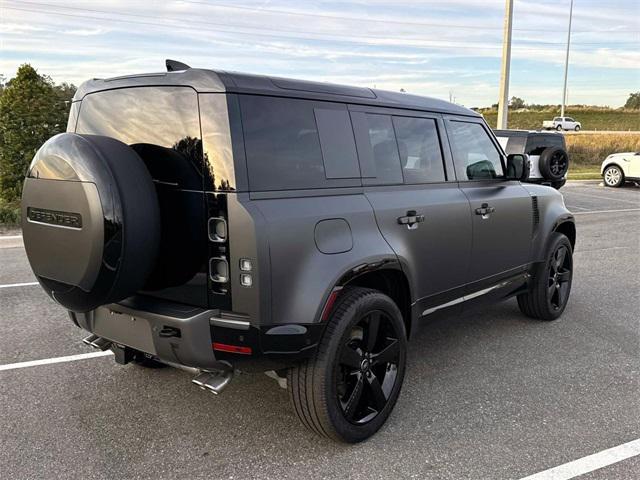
[{"xmin": 601, "ymin": 152, "xmax": 640, "ymax": 187}]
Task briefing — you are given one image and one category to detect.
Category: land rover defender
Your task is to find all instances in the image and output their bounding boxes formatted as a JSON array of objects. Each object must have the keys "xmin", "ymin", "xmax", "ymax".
[{"xmin": 21, "ymin": 61, "xmax": 576, "ymax": 443}]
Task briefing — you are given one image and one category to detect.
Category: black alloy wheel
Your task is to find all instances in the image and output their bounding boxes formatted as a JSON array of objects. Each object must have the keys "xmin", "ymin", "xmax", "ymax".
[
  {"xmin": 547, "ymin": 244, "xmax": 572, "ymax": 311},
  {"xmin": 549, "ymin": 150, "xmax": 569, "ymax": 178},
  {"xmin": 288, "ymin": 287, "xmax": 407, "ymax": 443},
  {"xmin": 337, "ymin": 310, "xmax": 400, "ymax": 424},
  {"xmin": 517, "ymin": 232, "xmax": 573, "ymax": 321}
]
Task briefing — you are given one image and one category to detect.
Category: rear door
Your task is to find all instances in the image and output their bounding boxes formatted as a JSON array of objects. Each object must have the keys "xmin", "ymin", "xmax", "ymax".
[
  {"xmin": 351, "ymin": 106, "xmax": 472, "ymax": 312},
  {"xmin": 445, "ymin": 117, "xmax": 533, "ymax": 289}
]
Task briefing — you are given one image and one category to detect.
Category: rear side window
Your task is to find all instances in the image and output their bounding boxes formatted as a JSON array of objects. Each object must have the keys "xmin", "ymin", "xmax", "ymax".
[
  {"xmin": 239, "ymin": 96, "xmax": 360, "ymax": 191},
  {"xmin": 392, "ymin": 116, "xmax": 445, "ymax": 183},
  {"xmin": 448, "ymin": 121, "xmax": 504, "ymax": 181},
  {"xmin": 351, "ymin": 112, "xmax": 403, "ymax": 185}
]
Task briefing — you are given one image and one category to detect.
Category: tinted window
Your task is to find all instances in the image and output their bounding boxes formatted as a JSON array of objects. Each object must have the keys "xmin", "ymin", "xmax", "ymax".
[
  {"xmin": 314, "ymin": 108, "xmax": 360, "ymax": 179},
  {"xmin": 448, "ymin": 121, "xmax": 504, "ymax": 181},
  {"xmin": 525, "ymin": 134, "xmax": 565, "ymax": 156},
  {"xmin": 199, "ymin": 94, "xmax": 235, "ymax": 191},
  {"xmin": 392, "ymin": 116, "xmax": 445, "ymax": 183},
  {"xmin": 76, "ymin": 86, "xmax": 203, "ymax": 189},
  {"xmin": 240, "ymin": 96, "xmax": 359, "ymax": 191},
  {"xmin": 351, "ymin": 112, "xmax": 403, "ymax": 185}
]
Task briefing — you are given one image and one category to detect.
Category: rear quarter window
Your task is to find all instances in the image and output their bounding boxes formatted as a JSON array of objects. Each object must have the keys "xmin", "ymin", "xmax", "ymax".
[{"xmin": 239, "ymin": 95, "xmax": 360, "ymax": 191}]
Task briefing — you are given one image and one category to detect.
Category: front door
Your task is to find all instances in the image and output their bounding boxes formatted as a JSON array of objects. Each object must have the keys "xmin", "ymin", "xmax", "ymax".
[
  {"xmin": 350, "ymin": 108, "xmax": 472, "ymax": 311},
  {"xmin": 445, "ymin": 117, "xmax": 533, "ymax": 288}
]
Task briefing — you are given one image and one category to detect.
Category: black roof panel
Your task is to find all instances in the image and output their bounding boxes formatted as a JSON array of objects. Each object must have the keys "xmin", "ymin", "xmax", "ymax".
[{"xmin": 74, "ymin": 67, "xmax": 479, "ymax": 117}]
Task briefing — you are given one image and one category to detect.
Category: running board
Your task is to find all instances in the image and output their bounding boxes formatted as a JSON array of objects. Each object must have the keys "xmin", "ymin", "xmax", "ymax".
[
  {"xmin": 82, "ymin": 334, "xmax": 112, "ymax": 351},
  {"xmin": 192, "ymin": 370, "xmax": 233, "ymax": 395}
]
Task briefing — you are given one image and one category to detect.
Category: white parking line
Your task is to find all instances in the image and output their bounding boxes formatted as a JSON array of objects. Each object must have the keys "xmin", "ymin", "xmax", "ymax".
[
  {"xmin": 573, "ymin": 208, "xmax": 640, "ymax": 215},
  {"xmin": 0, "ymin": 351, "xmax": 113, "ymax": 371},
  {"xmin": 0, "ymin": 281, "xmax": 39, "ymax": 289},
  {"xmin": 0, "ymin": 235, "xmax": 22, "ymax": 240},
  {"xmin": 519, "ymin": 438, "xmax": 640, "ymax": 480}
]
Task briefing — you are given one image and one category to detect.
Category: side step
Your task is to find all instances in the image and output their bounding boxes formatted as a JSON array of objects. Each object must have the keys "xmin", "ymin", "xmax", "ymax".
[
  {"xmin": 82, "ymin": 334, "xmax": 112, "ymax": 351},
  {"xmin": 192, "ymin": 370, "xmax": 233, "ymax": 395}
]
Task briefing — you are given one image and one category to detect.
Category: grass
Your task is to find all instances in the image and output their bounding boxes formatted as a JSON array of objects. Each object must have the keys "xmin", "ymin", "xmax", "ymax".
[
  {"xmin": 566, "ymin": 133, "xmax": 640, "ymax": 166},
  {"xmin": 482, "ymin": 108, "xmax": 640, "ymax": 131},
  {"xmin": 567, "ymin": 165, "xmax": 601, "ymax": 180}
]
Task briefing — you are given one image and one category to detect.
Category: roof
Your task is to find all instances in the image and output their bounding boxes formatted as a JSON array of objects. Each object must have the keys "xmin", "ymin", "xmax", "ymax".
[{"xmin": 73, "ymin": 68, "xmax": 480, "ymax": 118}]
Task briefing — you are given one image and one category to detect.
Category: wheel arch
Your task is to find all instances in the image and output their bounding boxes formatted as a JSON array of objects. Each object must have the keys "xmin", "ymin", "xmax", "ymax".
[
  {"xmin": 602, "ymin": 162, "xmax": 626, "ymax": 178},
  {"xmin": 330, "ymin": 260, "xmax": 413, "ymax": 339},
  {"xmin": 554, "ymin": 220, "xmax": 576, "ymax": 251}
]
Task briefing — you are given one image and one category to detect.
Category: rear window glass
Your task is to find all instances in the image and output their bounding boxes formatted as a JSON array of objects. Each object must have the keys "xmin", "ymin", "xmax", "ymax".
[
  {"xmin": 525, "ymin": 134, "xmax": 565, "ymax": 155},
  {"xmin": 76, "ymin": 86, "xmax": 203, "ymax": 189},
  {"xmin": 392, "ymin": 116, "xmax": 445, "ymax": 183},
  {"xmin": 239, "ymin": 95, "xmax": 360, "ymax": 191}
]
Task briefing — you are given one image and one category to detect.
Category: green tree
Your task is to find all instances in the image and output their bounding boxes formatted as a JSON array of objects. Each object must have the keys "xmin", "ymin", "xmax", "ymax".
[
  {"xmin": 0, "ymin": 64, "xmax": 75, "ymax": 204},
  {"xmin": 624, "ymin": 92, "xmax": 640, "ymax": 109},
  {"xmin": 510, "ymin": 96, "xmax": 526, "ymax": 109}
]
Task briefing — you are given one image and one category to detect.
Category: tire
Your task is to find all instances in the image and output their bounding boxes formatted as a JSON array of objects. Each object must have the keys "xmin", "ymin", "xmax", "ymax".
[
  {"xmin": 21, "ymin": 133, "xmax": 160, "ymax": 312},
  {"xmin": 574, "ymin": 125, "xmax": 581, "ymax": 132},
  {"xmin": 518, "ymin": 232, "xmax": 573, "ymax": 321},
  {"xmin": 538, "ymin": 146, "xmax": 570, "ymax": 181},
  {"xmin": 556, "ymin": 124, "xmax": 563, "ymax": 131},
  {"xmin": 288, "ymin": 287, "xmax": 407, "ymax": 443},
  {"xmin": 603, "ymin": 165, "xmax": 624, "ymax": 188}
]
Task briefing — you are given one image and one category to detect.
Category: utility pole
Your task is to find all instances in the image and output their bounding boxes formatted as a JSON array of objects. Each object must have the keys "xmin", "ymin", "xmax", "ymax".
[
  {"xmin": 561, "ymin": 0, "xmax": 574, "ymax": 118},
  {"xmin": 496, "ymin": 0, "xmax": 514, "ymax": 129}
]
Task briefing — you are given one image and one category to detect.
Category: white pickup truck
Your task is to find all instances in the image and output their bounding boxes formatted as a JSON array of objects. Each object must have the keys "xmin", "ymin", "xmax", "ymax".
[{"xmin": 542, "ymin": 116, "xmax": 581, "ymax": 131}]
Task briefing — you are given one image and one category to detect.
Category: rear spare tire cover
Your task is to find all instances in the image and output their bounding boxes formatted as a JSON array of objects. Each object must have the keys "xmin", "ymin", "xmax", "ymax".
[
  {"xmin": 21, "ymin": 133, "xmax": 160, "ymax": 312},
  {"xmin": 538, "ymin": 146, "xmax": 570, "ymax": 181}
]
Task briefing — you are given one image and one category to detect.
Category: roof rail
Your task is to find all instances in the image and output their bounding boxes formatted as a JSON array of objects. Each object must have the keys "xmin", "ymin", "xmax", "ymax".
[{"xmin": 165, "ymin": 59, "xmax": 191, "ymax": 72}]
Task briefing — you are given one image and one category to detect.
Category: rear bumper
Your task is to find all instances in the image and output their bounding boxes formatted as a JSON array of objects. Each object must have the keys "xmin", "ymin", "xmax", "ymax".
[{"xmin": 69, "ymin": 295, "xmax": 323, "ymax": 372}]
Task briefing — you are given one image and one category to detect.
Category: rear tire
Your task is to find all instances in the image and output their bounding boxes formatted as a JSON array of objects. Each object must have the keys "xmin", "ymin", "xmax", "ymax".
[
  {"xmin": 556, "ymin": 125, "xmax": 563, "ymax": 131},
  {"xmin": 539, "ymin": 146, "xmax": 570, "ymax": 182},
  {"xmin": 287, "ymin": 287, "xmax": 407, "ymax": 443},
  {"xmin": 518, "ymin": 233, "xmax": 573, "ymax": 321}
]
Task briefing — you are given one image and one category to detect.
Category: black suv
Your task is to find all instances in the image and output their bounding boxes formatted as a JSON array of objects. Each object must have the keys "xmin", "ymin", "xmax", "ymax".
[{"xmin": 21, "ymin": 62, "xmax": 576, "ymax": 443}]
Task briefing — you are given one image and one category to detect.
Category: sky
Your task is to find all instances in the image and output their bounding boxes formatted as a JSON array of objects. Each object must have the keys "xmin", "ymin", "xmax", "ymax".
[{"xmin": 1, "ymin": 0, "xmax": 639, "ymax": 108}]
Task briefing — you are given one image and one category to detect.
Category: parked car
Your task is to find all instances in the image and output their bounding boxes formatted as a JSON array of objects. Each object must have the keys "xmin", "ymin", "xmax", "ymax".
[
  {"xmin": 21, "ymin": 61, "xmax": 576, "ymax": 443},
  {"xmin": 542, "ymin": 117, "xmax": 581, "ymax": 131},
  {"xmin": 494, "ymin": 130, "xmax": 570, "ymax": 189},
  {"xmin": 601, "ymin": 151, "xmax": 640, "ymax": 187}
]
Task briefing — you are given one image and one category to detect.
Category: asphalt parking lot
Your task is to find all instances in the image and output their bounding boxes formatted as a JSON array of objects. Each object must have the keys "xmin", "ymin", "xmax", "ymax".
[{"xmin": 1, "ymin": 181, "xmax": 638, "ymax": 480}]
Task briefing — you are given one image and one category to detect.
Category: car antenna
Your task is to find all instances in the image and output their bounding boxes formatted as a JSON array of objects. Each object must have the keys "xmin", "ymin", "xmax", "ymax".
[{"xmin": 166, "ymin": 59, "xmax": 191, "ymax": 72}]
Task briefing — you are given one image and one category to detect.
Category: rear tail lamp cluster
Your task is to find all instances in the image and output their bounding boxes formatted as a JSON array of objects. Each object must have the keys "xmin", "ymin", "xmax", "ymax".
[
  {"xmin": 208, "ymin": 217, "xmax": 227, "ymax": 243},
  {"xmin": 209, "ymin": 257, "xmax": 229, "ymax": 283}
]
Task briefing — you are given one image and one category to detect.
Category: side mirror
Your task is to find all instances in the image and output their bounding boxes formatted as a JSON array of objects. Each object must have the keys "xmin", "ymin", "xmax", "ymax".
[{"xmin": 506, "ymin": 154, "xmax": 530, "ymax": 181}]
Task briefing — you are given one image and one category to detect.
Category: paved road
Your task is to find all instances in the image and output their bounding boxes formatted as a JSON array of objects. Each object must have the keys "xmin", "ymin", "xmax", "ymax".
[{"xmin": 1, "ymin": 181, "xmax": 638, "ymax": 479}]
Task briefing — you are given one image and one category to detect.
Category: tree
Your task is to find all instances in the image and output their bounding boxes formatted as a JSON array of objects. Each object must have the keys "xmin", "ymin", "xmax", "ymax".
[
  {"xmin": 509, "ymin": 96, "xmax": 526, "ymax": 109},
  {"xmin": 624, "ymin": 92, "xmax": 640, "ymax": 109},
  {"xmin": 0, "ymin": 64, "xmax": 75, "ymax": 204}
]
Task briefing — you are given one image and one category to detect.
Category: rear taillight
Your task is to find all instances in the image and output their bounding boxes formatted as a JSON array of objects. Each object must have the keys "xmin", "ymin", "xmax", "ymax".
[
  {"xmin": 209, "ymin": 257, "xmax": 229, "ymax": 283},
  {"xmin": 208, "ymin": 217, "xmax": 227, "ymax": 243}
]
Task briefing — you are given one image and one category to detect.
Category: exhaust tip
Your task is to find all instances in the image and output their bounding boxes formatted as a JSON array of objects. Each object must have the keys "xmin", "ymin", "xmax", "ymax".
[{"xmin": 192, "ymin": 370, "xmax": 233, "ymax": 395}]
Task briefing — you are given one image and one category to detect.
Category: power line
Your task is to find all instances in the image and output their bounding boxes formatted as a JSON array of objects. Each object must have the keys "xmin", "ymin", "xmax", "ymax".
[
  {"xmin": 3, "ymin": 2, "xmax": 636, "ymax": 52},
  {"xmin": 181, "ymin": 0, "xmax": 640, "ymax": 34}
]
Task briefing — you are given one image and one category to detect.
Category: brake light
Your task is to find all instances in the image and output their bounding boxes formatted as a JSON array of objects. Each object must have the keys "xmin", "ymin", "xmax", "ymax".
[{"xmin": 212, "ymin": 342, "xmax": 252, "ymax": 355}]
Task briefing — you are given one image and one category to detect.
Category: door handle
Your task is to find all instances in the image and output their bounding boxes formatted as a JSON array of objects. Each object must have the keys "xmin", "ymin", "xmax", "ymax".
[
  {"xmin": 398, "ymin": 210, "xmax": 425, "ymax": 230},
  {"xmin": 475, "ymin": 203, "xmax": 495, "ymax": 218}
]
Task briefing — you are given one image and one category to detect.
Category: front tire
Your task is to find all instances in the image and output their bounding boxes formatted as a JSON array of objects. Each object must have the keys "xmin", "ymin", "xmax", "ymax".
[
  {"xmin": 518, "ymin": 232, "xmax": 573, "ymax": 321},
  {"xmin": 288, "ymin": 287, "xmax": 407, "ymax": 443},
  {"xmin": 603, "ymin": 165, "xmax": 624, "ymax": 187},
  {"xmin": 574, "ymin": 125, "xmax": 581, "ymax": 131}
]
